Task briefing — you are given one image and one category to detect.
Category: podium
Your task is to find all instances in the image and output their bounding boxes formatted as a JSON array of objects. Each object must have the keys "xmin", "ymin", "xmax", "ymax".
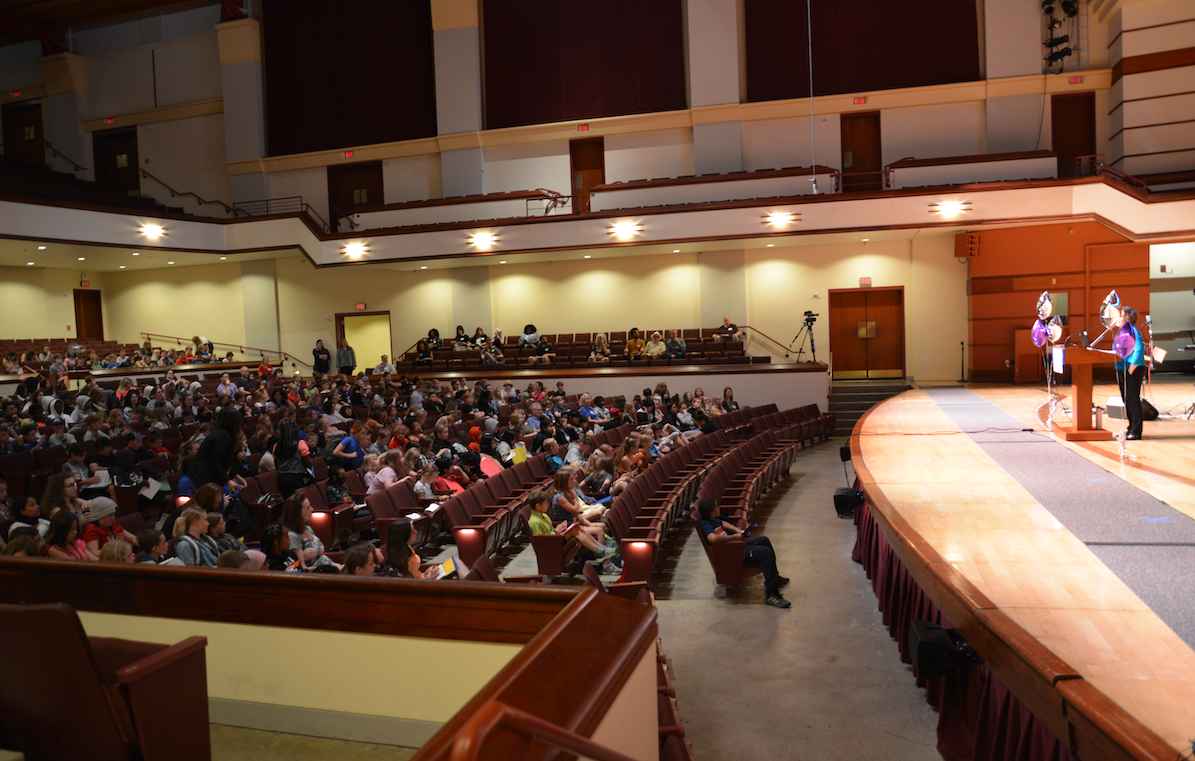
[{"xmin": 1051, "ymin": 346, "xmax": 1115, "ymax": 441}]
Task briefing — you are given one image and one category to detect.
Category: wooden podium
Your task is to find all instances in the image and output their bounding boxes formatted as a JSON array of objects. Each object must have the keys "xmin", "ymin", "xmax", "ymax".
[{"xmin": 1052, "ymin": 346, "xmax": 1115, "ymax": 441}]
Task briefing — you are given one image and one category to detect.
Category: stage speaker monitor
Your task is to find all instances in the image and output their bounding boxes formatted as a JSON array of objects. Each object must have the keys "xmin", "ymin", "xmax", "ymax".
[
  {"xmin": 834, "ymin": 487, "xmax": 863, "ymax": 519},
  {"xmin": 839, "ymin": 444, "xmax": 851, "ymax": 462},
  {"xmin": 1106, "ymin": 396, "xmax": 1126, "ymax": 419},
  {"xmin": 907, "ymin": 620, "xmax": 983, "ymax": 680}
]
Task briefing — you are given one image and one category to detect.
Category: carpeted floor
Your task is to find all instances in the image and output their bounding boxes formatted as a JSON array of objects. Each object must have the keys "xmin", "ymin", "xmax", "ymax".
[{"xmin": 923, "ymin": 387, "xmax": 1195, "ymax": 647}]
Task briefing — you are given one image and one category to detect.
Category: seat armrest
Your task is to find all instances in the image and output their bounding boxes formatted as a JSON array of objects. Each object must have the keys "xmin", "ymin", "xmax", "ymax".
[
  {"xmin": 605, "ymin": 581, "xmax": 648, "ymax": 600},
  {"xmin": 115, "ymin": 636, "xmax": 208, "ymax": 683},
  {"xmin": 503, "ymin": 574, "xmax": 545, "ymax": 584}
]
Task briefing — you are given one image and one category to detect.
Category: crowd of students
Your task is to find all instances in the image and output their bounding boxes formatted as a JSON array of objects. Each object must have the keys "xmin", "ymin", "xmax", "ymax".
[{"xmin": 1, "ymin": 359, "xmax": 744, "ymax": 581}]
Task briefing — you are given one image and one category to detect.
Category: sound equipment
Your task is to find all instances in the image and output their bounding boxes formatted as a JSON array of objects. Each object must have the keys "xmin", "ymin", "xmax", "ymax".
[
  {"xmin": 834, "ymin": 487, "xmax": 862, "ymax": 519},
  {"xmin": 908, "ymin": 620, "xmax": 983, "ymax": 679}
]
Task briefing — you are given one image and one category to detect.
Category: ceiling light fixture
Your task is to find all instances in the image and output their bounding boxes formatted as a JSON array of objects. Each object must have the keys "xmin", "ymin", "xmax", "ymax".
[
  {"xmin": 766, "ymin": 243, "xmax": 775, "ymax": 247},
  {"xmin": 132, "ymin": 252, "xmax": 139, "ymax": 256},
  {"xmin": 78, "ymin": 257, "xmax": 85, "ymax": 261},
  {"xmin": 119, "ymin": 265, "xmax": 126, "ymax": 269},
  {"xmin": 763, "ymin": 211, "xmax": 799, "ymax": 227},
  {"xmin": 37, "ymin": 245, "xmax": 46, "ymax": 250},
  {"xmin": 673, "ymin": 249, "xmax": 680, "ymax": 253},
  {"xmin": 468, "ymin": 231, "xmax": 498, "ymax": 250},
  {"xmin": 499, "ymin": 260, "xmax": 507, "ymax": 264},
  {"xmin": 583, "ymin": 255, "xmax": 591, "ymax": 259},
  {"xmin": 420, "ymin": 265, "xmax": 427, "ymax": 270},
  {"xmin": 168, "ymin": 261, "xmax": 175, "ymax": 265},
  {"xmin": 220, "ymin": 256, "xmax": 227, "ymax": 260},
  {"xmin": 608, "ymin": 220, "xmax": 642, "ymax": 240},
  {"xmin": 342, "ymin": 242, "xmax": 368, "ymax": 259},
  {"xmin": 862, "ymin": 238, "xmax": 870, "ymax": 242},
  {"xmin": 929, "ymin": 201, "xmax": 972, "ymax": 218},
  {"xmin": 140, "ymin": 224, "xmax": 165, "ymax": 238},
  {"xmin": 27, "ymin": 261, "xmax": 34, "ymax": 266}
]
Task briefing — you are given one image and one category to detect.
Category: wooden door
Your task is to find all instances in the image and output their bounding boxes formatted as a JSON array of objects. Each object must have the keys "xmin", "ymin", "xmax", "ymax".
[
  {"xmin": 93, "ymin": 128, "xmax": 140, "ymax": 195},
  {"xmin": 73, "ymin": 290, "xmax": 104, "ymax": 341},
  {"xmin": 570, "ymin": 137, "xmax": 604, "ymax": 213},
  {"xmin": 2, "ymin": 103, "xmax": 44, "ymax": 166},
  {"xmin": 840, "ymin": 112, "xmax": 882, "ymax": 192},
  {"xmin": 1051, "ymin": 93, "xmax": 1095, "ymax": 178},
  {"xmin": 829, "ymin": 287, "xmax": 904, "ymax": 379},
  {"xmin": 829, "ymin": 291, "xmax": 868, "ymax": 377},
  {"xmin": 328, "ymin": 161, "xmax": 384, "ymax": 232}
]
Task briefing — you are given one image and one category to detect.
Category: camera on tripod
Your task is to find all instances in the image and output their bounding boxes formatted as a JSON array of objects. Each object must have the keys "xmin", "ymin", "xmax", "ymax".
[
  {"xmin": 791, "ymin": 311, "xmax": 820, "ymax": 362},
  {"xmin": 803, "ymin": 310, "xmax": 819, "ymax": 324}
]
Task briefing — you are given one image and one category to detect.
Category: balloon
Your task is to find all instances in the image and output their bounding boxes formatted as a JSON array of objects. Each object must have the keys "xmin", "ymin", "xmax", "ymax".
[
  {"xmin": 1048, "ymin": 316, "xmax": 1063, "ymax": 343},
  {"xmin": 1113, "ymin": 329, "xmax": 1136, "ymax": 359},
  {"xmin": 1100, "ymin": 290, "xmax": 1121, "ymax": 327},
  {"xmin": 1032, "ymin": 320, "xmax": 1048, "ymax": 347},
  {"xmin": 1036, "ymin": 291, "xmax": 1053, "ymax": 321}
]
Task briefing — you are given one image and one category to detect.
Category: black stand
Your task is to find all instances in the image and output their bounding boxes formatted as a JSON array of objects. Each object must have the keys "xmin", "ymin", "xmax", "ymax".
[
  {"xmin": 958, "ymin": 341, "xmax": 966, "ymax": 383},
  {"xmin": 792, "ymin": 322, "xmax": 818, "ymax": 363}
]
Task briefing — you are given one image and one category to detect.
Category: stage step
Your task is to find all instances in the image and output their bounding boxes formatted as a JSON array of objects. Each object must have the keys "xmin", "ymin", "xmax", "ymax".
[{"xmin": 829, "ymin": 380, "xmax": 912, "ymax": 436}]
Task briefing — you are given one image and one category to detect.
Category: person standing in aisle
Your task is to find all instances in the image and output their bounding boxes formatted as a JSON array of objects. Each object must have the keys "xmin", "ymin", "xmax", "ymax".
[{"xmin": 336, "ymin": 338, "xmax": 356, "ymax": 377}]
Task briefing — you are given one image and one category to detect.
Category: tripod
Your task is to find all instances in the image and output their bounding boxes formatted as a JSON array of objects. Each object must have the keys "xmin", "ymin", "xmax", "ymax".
[{"xmin": 791, "ymin": 320, "xmax": 818, "ymax": 363}]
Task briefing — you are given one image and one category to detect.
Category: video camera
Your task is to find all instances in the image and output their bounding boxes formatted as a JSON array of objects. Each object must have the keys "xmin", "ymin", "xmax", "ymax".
[{"xmin": 803, "ymin": 310, "xmax": 819, "ymax": 324}]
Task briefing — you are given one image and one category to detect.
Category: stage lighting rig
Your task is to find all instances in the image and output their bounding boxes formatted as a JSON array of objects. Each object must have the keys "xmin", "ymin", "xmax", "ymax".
[
  {"xmin": 1060, "ymin": 0, "xmax": 1079, "ymax": 17},
  {"xmin": 1045, "ymin": 47, "xmax": 1073, "ymax": 64},
  {"xmin": 1045, "ymin": 34, "xmax": 1070, "ymax": 48}
]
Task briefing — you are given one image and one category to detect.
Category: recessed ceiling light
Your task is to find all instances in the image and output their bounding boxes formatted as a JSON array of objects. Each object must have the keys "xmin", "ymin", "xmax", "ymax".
[
  {"xmin": 673, "ymin": 249, "xmax": 680, "ymax": 253},
  {"xmin": 168, "ymin": 261, "xmax": 174, "ymax": 265},
  {"xmin": 78, "ymin": 257, "xmax": 85, "ymax": 261},
  {"xmin": 763, "ymin": 212, "xmax": 798, "ymax": 227},
  {"xmin": 608, "ymin": 220, "xmax": 642, "ymax": 240},
  {"xmin": 27, "ymin": 261, "xmax": 34, "ymax": 266},
  {"xmin": 132, "ymin": 252, "xmax": 139, "ymax": 256},
  {"xmin": 766, "ymin": 244, "xmax": 774, "ymax": 247},
  {"xmin": 862, "ymin": 238, "xmax": 870, "ymax": 242},
  {"xmin": 140, "ymin": 223, "xmax": 165, "ymax": 238},
  {"xmin": 220, "ymin": 256, "xmax": 227, "ymax": 260},
  {"xmin": 499, "ymin": 261, "xmax": 507, "ymax": 264},
  {"xmin": 37, "ymin": 246, "xmax": 46, "ymax": 250},
  {"xmin": 119, "ymin": 265, "xmax": 126, "ymax": 269},
  {"xmin": 469, "ymin": 231, "xmax": 498, "ymax": 250},
  {"xmin": 420, "ymin": 266, "xmax": 427, "ymax": 270},
  {"xmin": 342, "ymin": 242, "xmax": 368, "ymax": 258},
  {"xmin": 584, "ymin": 255, "xmax": 591, "ymax": 259}
]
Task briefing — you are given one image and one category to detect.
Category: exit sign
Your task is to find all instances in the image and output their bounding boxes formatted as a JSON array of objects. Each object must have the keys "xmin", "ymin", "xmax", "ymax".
[
  {"xmin": 80, "ymin": 280, "xmax": 90, "ymax": 288},
  {"xmin": 853, "ymin": 97, "xmax": 866, "ymax": 105},
  {"xmin": 356, "ymin": 303, "xmax": 367, "ymax": 311},
  {"xmin": 577, "ymin": 124, "xmax": 589, "ymax": 131},
  {"xmin": 1069, "ymin": 75, "xmax": 1083, "ymax": 85},
  {"xmin": 859, "ymin": 277, "xmax": 872, "ymax": 287}
]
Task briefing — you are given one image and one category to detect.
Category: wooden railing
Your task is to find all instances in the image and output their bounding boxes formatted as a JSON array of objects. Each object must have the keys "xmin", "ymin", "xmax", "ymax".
[
  {"xmin": 233, "ymin": 195, "xmax": 330, "ymax": 232},
  {"xmin": 138, "ymin": 332, "xmax": 312, "ymax": 369},
  {"xmin": 449, "ymin": 701, "xmax": 639, "ymax": 761}
]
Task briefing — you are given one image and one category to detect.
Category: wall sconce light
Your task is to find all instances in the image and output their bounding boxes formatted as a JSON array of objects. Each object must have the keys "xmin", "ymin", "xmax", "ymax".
[
  {"xmin": 342, "ymin": 242, "xmax": 369, "ymax": 258},
  {"xmin": 929, "ymin": 201, "xmax": 972, "ymax": 218},
  {"xmin": 608, "ymin": 220, "xmax": 642, "ymax": 240},
  {"xmin": 469, "ymin": 231, "xmax": 499, "ymax": 250},
  {"xmin": 140, "ymin": 223, "xmax": 165, "ymax": 238},
  {"xmin": 763, "ymin": 211, "xmax": 799, "ymax": 227}
]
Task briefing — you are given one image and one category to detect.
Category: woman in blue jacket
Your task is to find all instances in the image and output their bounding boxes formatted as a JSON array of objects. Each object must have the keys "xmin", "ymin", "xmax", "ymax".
[{"xmin": 1115, "ymin": 306, "xmax": 1146, "ymax": 440}]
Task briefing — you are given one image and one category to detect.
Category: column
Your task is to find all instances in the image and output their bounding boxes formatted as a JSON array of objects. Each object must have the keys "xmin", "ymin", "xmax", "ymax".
[
  {"xmin": 215, "ymin": 17, "xmax": 271, "ymax": 204},
  {"xmin": 433, "ymin": 0, "xmax": 486, "ymax": 197},
  {"xmin": 687, "ymin": 0, "xmax": 743, "ymax": 175}
]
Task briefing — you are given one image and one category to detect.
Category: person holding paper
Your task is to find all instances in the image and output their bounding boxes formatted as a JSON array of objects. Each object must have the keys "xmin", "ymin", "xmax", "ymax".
[{"xmin": 526, "ymin": 489, "xmax": 619, "ymax": 572}]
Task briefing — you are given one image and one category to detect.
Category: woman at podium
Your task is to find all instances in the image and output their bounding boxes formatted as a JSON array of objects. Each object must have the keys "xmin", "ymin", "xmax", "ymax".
[{"xmin": 1115, "ymin": 306, "xmax": 1146, "ymax": 440}]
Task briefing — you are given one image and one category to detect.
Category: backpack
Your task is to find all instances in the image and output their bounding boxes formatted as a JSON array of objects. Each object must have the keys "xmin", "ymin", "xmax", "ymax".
[{"xmin": 322, "ymin": 433, "xmax": 347, "ymax": 463}]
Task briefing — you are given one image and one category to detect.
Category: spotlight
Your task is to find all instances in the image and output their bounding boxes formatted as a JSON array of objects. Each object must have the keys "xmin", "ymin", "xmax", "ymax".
[
  {"xmin": 342, "ymin": 242, "xmax": 368, "ymax": 258},
  {"xmin": 1045, "ymin": 47, "xmax": 1073, "ymax": 63},
  {"xmin": 608, "ymin": 220, "xmax": 642, "ymax": 240},
  {"xmin": 763, "ymin": 211, "xmax": 799, "ymax": 227},
  {"xmin": 468, "ymin": 231, "xmax": 498, "ymax": 250},
  {"xmin": 1045, "ymin": 34, "xmax": 1069, "ymax": 47},
  {"xmin": 140, "ymin": 223, "xmax": 164, "ymax": 238},
  {"xmin": 1060, "ymin": 0, "xmax": 1078, "ymax": 16},
  {"xmin": 929, "ymin": 201, "xmax": 972, "ymax": 217},
  {"xmin": 1048, "ymin": 16, "xmax": 1063, "ymax": 29},
  {"xmin": 1041, "ymin": 0, "xmax": 1055, "ymax": 13}
]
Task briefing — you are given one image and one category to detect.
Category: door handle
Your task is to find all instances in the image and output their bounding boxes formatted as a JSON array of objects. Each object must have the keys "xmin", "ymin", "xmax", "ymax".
[
  {"xmin": 867, "ymin": 321, "xmax": 877, "ymax": 338},
  {"xmin": 857, "ymin": 322, "xmax": 868, "ymax": 339}
]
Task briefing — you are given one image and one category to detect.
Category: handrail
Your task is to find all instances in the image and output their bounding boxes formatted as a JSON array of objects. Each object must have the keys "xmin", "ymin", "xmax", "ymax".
[
  {"xmin": 740, "ymin": 324, "xmax": 803, "ymax": 360},
  {"xmin": 1076, "ymin": 154, "xmax": 1148, "ymax": 190},
  {"xmin": 526, "ymin": 189, "xmax": 575, "ymax": 216},
  {"xmin": 139, "ymin": 168, "xmax": 240, "ymax": 216},
  {"xmin": 43, "ymin": 139, "xmax": 86, "ymax": 173},
  {"xmin": 234, "ymin": 196, "xmax": 330, "ymax": 233},
  {"xmin": 448, "ymin": 700, "xmax": 639, "ymax": 761},
  {"xmin": 332, "ymin": 203, "xmax": 359, "ymax": 230},
  {"xmin": 139, "ymin": 331, "xmax": 313, "ymax": 369},
  {"xmin": 833, "ymin": 169, "xmax": 893, "ymax": 192}
]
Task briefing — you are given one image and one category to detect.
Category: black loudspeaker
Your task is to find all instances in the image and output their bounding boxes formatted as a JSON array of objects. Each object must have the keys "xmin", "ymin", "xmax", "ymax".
[
  {"xmin": 1142, "ymin": 398, "xmax": 1159, "ymax": 421},
  {"xmin": 839, "ymin": 444, "xmax": 851, "ymax": 462},
  {"xmin": 834, "ymin": 487, "xmax": 862, "ymax": 519},
  {"xmin": 907, "ymin": 620, "xmax": 983, "ymax": 679}
]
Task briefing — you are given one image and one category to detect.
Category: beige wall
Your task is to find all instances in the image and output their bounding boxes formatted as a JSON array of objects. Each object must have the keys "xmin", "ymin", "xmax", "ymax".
[
  {"xmin": 137, "ymin": 113, "xmax": 232, "ymax": 214},
  {"xmin": 78, "ymin": 610, "xmax": 520, "ymax": 726},
  {"xmin": 0, "ymin": 266, "xmax": 103, "ymax": 340},
  {"xmin": 103, "ymin": 262, "xmax": 246, "ymax": 347}
]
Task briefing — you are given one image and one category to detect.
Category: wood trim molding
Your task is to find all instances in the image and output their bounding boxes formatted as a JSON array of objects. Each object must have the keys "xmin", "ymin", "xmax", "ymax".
[
  {"xmin": 1109, "ymin": 117, "xmax": 1195, "ymax": 141},
  {"xmin": 887, "ymin": 150, "xmax": 1056, "ymax": 169},
  {"xmin": 0, "ymin": 556, "xmax": 578, "ymax": 644},
  {"xmin": 1113, "ymin": 46, "xmax": 1195, "ymax": 85},
  {"xmin": 80, "ymin": 98, "xmax": 224, "ymax": 133}
]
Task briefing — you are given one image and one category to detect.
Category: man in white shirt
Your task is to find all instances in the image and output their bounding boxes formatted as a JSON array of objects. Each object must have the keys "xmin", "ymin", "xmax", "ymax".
[{"xmin": 374, "ymin": 355, "xmax": 397, "ymax": 375}]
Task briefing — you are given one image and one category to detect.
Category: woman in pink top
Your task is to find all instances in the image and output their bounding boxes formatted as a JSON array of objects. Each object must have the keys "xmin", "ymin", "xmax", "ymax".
[{"xmin": 44, "ymin": 511, "xmax": 92, "ymax": 560}]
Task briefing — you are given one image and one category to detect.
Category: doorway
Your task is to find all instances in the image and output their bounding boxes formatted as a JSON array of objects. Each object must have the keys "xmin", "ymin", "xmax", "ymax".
[
  {"xmin": 2, "ymin": 102, "xmax": 44, "ymax": 166},
  {"xmin": 570, "ymin": 137, "xmax": 604, "ymax": 213},
  {"xmin": 73, "ymin": 290, "xmax": 104, "ymax": 341},
  {"xmin": 829, "ymin": 287, "xmax": 904, "ymax": 380},
  {"xmin": 327, "ymin": 161, "xmax": 384, "ymax": 232},
  {"xmin": 840, "ymin": 112, "xmax": 882, "ymax": 192},
  {"xmin": 1051, "ymin": 93, "xmax": 1095, "ymax": 177},
  {"xmin": 92, "ymin": 128, "xmax": 140, "ymax": 195},
  {"xmin": 336, "ymin": 312, "xmax": 392, "ymax": 374}
]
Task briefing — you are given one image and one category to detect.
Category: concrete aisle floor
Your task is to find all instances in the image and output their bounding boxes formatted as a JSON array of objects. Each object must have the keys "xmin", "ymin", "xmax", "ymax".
[{"xmin": 653, "ymin": 440, "xmax": 942, "ymax": 760}]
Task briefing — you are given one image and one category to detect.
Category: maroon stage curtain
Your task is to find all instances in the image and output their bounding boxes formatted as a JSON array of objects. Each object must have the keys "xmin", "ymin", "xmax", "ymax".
[{"xmin": 852, "ymin": 499, "xmax": 1077, "ymax": 761}]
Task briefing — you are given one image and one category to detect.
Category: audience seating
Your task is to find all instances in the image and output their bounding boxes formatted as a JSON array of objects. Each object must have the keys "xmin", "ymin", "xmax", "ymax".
[{"xmin": 0, "ymin": 601, "xmax": 210, "ymax": 761}]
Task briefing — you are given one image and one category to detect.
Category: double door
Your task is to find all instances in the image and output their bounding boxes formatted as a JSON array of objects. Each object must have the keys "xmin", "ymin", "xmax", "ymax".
[{"xmin": 830, "ymin": 287, "xmax": 904, "ymax": 380}]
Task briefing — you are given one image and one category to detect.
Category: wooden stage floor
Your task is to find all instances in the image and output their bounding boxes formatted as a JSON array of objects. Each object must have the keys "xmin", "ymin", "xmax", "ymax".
[{"xmin": 856, "ymin": 377, "xmax": 1195, "ymax": 754}]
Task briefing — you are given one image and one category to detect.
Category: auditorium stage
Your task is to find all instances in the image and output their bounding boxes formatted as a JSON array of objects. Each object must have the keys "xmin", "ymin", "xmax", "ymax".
[{"xmin": 853, "ymin": 378, "xmax": 1195, "ymax": 755}]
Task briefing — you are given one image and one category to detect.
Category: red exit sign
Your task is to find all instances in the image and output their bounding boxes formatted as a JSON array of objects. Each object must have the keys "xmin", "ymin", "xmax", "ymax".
[
  {"xmin": 577, "ymin": 124, "xmax": 589, "ymax": 131},
  {"xmin": 853, "ymin": 96, "xmax": 867, "ymax": 105},
  {"xmin": 80, "ymin": 280, "xmax": 90, "ymax": 288},
  {"xmin": 1069, "ymin": 75, "xmax": 1083, "ymax": 85},
  {"xmin": 356, "ymin": 303, "xmax": 367, "ymax": 311},
  {"xmin": 859, "ymin": 277, "xmax": 872, "ymax": 287}
]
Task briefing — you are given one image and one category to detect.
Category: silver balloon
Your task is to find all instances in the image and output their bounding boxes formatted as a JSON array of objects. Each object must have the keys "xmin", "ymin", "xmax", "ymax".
[
  {"xmin": 1047, "ymin": 316, "xmax": 1063, "ymax": 343},
  {"xmin": 1100, "ymin": 290, "xmax": 1121, "ymax": 328},
  {"xmin": 1036, "ymin": 291, "xmax": 1053, "ymax": 321}
]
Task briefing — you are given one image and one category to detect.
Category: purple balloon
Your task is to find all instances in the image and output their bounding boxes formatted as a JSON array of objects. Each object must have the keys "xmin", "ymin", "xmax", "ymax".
[
  {"xmin": 1031, "ymin": 319, "xmax": 1048, "ymax": 348},
  {"xmin": 1113, "ymin": 330, "xmax": 1136, "ymax": 359}
]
